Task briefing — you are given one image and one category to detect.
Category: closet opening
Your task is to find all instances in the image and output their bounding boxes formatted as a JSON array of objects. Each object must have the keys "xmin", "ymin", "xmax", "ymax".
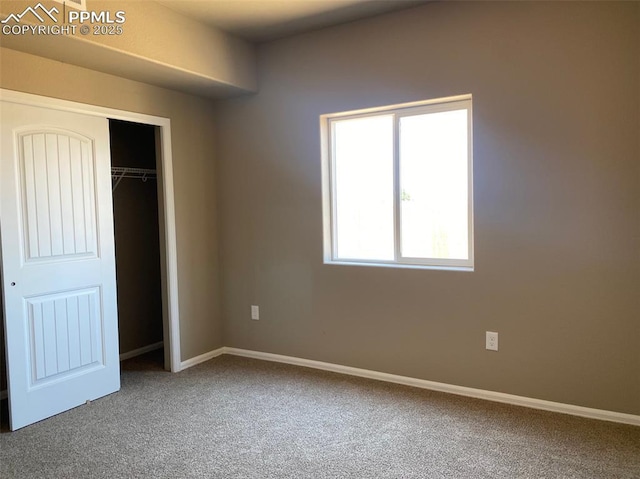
[{"xmin": 109, "ymin": 119, "xmax": 165, "ymax": 372}]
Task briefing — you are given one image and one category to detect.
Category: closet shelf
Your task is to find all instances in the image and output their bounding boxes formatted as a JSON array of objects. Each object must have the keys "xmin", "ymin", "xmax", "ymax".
[{"xmin": 111, "ymin": 167, "xmax": 157, "ymax": 191}]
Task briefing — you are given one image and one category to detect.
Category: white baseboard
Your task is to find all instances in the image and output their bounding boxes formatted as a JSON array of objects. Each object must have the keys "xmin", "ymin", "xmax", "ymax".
[
  {"xmin": 3, "ymin": 345, "xmax": 638, "ymax": 426},
  {"xmin": 179, "ymin": 347, "xmax": 225, "ymax": 371},
  {"xmin": 222, "ymin": 347, "xmax": 640, "ymax": 427},
  {"xmin": 119, "ymin": 341, "xmax": 164, "ymax": 361}
]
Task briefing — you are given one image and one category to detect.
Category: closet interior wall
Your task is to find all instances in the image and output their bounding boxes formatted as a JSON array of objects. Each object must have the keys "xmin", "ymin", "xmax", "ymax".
[
  {"xmin": 0, "ymin": 298, "xmax": 5, "ymax": 393},
  {"xmin": 109, "ymin": 120, "xmax": 164, "ymax": 358}
]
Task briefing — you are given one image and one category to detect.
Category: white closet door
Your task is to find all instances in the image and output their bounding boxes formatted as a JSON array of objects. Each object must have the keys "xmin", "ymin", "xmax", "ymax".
[{"xmin": 1, "ymin": 101, "xmax": 120, "ymax": 430}]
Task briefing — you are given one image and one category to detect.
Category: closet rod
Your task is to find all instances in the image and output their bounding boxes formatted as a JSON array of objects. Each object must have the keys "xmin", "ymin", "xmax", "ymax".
[{"xmin": 111, "ymin": 167, "xmax": 157, "ymax": 192}]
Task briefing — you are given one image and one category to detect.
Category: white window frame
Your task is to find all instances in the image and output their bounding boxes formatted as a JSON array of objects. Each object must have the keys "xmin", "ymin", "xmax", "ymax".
[{"xmin": 320, "ymin": 94, "xmax": 474, "ymax": 271}]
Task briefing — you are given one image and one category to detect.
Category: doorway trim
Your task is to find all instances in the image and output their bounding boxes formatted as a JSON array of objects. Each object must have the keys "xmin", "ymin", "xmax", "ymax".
[{"xmin": 0, "ymin": 88, "xmax": 182, "ymax": 373}]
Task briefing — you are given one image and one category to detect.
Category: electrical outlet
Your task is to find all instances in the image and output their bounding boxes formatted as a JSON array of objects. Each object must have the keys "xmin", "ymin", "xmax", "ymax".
[
  {"xmin": 486, "ymin": 331, "xmax": 498, "ymax": 351},
  {"xmin": 251, "ymin": 305, "xmax": 259, "ymax": 320}
]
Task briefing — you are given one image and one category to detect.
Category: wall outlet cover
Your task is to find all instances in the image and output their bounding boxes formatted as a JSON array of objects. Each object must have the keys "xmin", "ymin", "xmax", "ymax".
[{"xmin": 486, "ymin": 331, "xmax": 498, "ymax": 351}]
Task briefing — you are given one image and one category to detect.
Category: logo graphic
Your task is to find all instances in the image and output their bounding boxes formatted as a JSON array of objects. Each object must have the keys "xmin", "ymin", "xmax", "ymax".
[
  {"xmin": 1, "ymin": 2, "xmax": 59, "ymax": 24},
  {"xmin": 2, "ymin": 2, "xmax": 125, "ymax": 36}
]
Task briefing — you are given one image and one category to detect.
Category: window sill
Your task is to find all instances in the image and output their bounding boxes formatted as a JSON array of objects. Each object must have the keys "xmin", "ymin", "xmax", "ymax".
[{"xmin": 324, "ymin": 260, "xmax": 474, "ymax": 272}]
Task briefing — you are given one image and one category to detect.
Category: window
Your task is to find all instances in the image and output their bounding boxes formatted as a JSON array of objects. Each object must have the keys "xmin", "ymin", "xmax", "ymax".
[{"xmin": 321, "ymin": 95, "xmax": 473, "ymax": 270}]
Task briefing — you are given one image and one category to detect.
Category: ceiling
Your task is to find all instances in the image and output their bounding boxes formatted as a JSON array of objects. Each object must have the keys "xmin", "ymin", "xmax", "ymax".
[{"xmin": 156, "ymin": 0, "xmax": 431, "ymax": 42}]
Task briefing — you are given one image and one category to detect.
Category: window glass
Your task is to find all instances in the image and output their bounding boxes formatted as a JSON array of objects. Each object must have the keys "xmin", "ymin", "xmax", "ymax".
[
  {"xmin": 399, "ymin": 110, "xmax": 469, "ymax": 260},
  {"xmin": 334, "ymin": 115, "xmax": 394, "ymax": 260}
]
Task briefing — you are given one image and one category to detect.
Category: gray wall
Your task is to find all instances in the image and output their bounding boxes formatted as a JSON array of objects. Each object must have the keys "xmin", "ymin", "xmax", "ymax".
[
  {"xmin": 214, "ymin": 1, "xmax": 640, "ymax": 414},
  {"xmin": 1, "ymin": 1, "xmax": 638, "ymax": 417},
  {"xmin": 0, "ymin": 47, "xmax": 224, "ymax": 363}
]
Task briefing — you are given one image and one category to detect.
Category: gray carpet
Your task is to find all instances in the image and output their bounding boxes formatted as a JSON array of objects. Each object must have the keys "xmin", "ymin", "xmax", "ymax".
[{"xmin": 1, "ymin": 352, "xmax": 638, "ymax": 478}]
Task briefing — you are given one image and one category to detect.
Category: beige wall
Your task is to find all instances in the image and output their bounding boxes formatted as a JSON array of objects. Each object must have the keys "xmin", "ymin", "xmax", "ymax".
[
  {"xmin": 214, "ymin": 1, "xmax": 640, "ymax": 414},
  {"xmin": 0, "ymin": 0, "xmax": 257, "ymax": 96},
  {"xmin": 0, "ymin": 47, "xmax": 224, "ymax": 364}
]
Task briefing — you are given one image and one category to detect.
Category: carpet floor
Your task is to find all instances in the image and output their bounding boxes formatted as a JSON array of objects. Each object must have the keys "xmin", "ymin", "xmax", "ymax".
[{"xmin": 1, "ymin": 352, "xmax": 638, "ymax": 478}]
